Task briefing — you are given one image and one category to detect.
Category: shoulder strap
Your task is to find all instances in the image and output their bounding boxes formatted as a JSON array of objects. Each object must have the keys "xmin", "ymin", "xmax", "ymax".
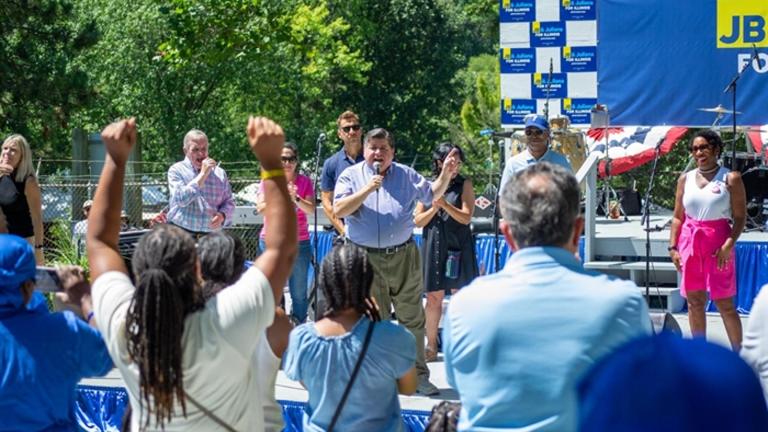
[
  {"xmin": 327, "ymin": 320, "xmax": 376, "ymax": 432},
  {"xmin": 185, "ymin": 391, "xmax": 237, "ymax": 432}
]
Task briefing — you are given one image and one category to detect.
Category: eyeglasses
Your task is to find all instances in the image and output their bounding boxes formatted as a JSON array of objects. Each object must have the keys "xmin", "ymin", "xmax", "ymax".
[
  {"xmin": 281, "ymin": 156, "xmax": 297, "ymax": 163},
  {"xmin": 691, "ymin": 144, "xmax": 713, "ymax": 153},
  {"xmin": 525, "ymin": 129, "xmax": 545, "ymax": 137},
  {"xmin": 340, "ymin": 124, "xmax": 361, "ymax": 133}
]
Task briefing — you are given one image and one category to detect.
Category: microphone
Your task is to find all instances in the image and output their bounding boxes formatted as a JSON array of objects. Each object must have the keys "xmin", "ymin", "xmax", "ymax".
[
  {"xmin": 372, "ymin": 161, "xmax": 381, "ymax": 174},
  {"xmin": 317, "ymin": 132, "xmax": 327, "ymax": 142},
  {"xmin": 480, "ymin": 129, "xmax": 519, "ymax": 139}
]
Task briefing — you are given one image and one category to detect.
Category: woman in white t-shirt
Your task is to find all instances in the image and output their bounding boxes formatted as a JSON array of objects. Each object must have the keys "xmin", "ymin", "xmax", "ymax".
[{"xmin": 87, "ymin": 117, "xmax": 298, "ymax": 431}]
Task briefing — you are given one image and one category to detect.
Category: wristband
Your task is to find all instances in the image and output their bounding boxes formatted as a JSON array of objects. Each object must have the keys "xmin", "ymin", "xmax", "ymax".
[
  {"xmin": 35, "ymin": 244, "xmax": 43, "ymax": 249},
  {"xmin": 667, "ymin": 245, "xmax": 678, "ymax": 252},
  {"xmin": 261, "ymin": 169, "xmax": 285, "ymax": 180}
]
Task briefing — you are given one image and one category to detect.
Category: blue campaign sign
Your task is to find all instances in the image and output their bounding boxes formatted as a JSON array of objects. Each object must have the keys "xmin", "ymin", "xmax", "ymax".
[
  {"xmin": 598, "ymin": 0, "xmax": 768, "ymax": 126},
  {"xmin": 562, "ymin": 46, "xmax": 597, "ymax": 72},
  {"xmin": 500, "ymin": 48, "xmax": 537, "ymax": 74},
  {"xmin": 562, "ymin": 0, "xmax": 597, "ymax": 20},
  {"xmin": 562, "ymin": 98, "xmax": 598, "ymax": 124},
  {"xmin": 531, "ymin": 73, "xmax": 568, "ymax": 99},
  {"xmin": 500, "ymin": 0, "xmax": 535, "ymax": 23},
  {"xmin": 501, "ymin": 99, "xmax": 537, "ymax": 124},
  {"xmin": 531, "ymin": 21, "xmax": 567, "ymax": 47}
]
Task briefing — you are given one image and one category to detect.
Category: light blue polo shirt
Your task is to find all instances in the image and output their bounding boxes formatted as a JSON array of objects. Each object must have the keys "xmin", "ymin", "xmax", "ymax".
[
  {"xmin": 443, "ymin": 246, "xmax": 651, "ymax": 431},
  {"xmin": 499, "ymin": 149, "xmax": 572, "ymax": 196},
  {"xmin": 334, "ymin": 161, "xmax": 433, "ymax": 248}
]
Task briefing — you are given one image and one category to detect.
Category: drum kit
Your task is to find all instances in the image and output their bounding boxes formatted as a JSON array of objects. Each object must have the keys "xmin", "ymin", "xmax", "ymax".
[{"xmin": 698, "ymin": 104, "xmax": 768, "ymax": 231}]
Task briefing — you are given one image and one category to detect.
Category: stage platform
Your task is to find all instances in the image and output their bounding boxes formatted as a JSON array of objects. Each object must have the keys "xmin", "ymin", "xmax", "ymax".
[
  {"xmin": 305, "ymin": 212, "xmax": 768, "ymax": 314},
  {"xmin": 75, "ymin": 311, "xmax": 745, "ymax": 431}
]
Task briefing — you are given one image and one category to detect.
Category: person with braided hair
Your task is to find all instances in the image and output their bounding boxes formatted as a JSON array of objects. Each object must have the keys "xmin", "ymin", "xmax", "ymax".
[
  {"xmin": 197, "ymin": 230, "xmax": 292, "ymax": 432},
  {"xmin": 284, "ymin": 243, "xmax": 418, "ymax": 432},
  {"xmin": 88, "ymin": 116, "xmax": 298, "ymax": 431}
]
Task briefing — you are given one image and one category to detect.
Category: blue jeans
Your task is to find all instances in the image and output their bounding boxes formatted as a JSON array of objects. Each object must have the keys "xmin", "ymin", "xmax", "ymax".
[{"xmin": 260, "ymin": 239, "xmax": 311, "ymax": 323}]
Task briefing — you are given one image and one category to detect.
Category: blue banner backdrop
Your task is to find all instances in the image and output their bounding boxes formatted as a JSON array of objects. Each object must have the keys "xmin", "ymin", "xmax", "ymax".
[{"xmin": 598, "ymin": 0, "xmax": 768, "ymax": 126}]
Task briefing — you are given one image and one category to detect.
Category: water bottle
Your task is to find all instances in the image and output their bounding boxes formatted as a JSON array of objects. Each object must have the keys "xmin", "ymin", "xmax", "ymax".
[{"xmin": 445, "ymin": 251, "xmax": 460, "ymax": 279}]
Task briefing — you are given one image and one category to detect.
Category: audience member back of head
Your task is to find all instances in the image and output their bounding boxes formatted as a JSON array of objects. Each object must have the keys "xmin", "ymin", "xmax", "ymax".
[
  {"xmin": 578, "ymin": 332, "xmax": 768, "ymax": 432},
  {"xmin": 442, "ymin": 162, "xmax": 651, "ymax": 431}
]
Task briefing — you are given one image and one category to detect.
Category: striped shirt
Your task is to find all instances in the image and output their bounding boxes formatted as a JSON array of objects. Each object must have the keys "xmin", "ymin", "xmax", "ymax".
[{"xmin": 167, "ymin": 157, "xmax": 234, "ymax": 233}]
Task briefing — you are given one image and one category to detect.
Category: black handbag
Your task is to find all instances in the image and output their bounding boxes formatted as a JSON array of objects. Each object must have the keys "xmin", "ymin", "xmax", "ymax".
[{"xmin": 0, "ymin": 176, "xmax": 18, "ymax": 205}]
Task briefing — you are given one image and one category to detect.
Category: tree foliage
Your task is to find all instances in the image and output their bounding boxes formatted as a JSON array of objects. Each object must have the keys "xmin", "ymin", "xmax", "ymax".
[
  {"xmin": 4, "ymin": 0, "xmax": 500, "ymax": 182},
  {"xmin": 0, "ymin": 0, "xmax": 98, "ymax": 159}
]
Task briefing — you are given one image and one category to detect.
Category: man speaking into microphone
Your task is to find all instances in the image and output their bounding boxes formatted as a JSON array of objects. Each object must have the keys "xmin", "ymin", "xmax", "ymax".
[
  {"xmin": 167, "ymin": 129, "xmax": 234, "ymax": 238},
  {"xmin": 333, "ymin": 127, "xmax": 459, "ymax": 396}
]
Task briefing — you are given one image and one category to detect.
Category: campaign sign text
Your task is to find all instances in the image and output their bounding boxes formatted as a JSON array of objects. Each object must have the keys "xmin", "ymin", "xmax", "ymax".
[
  {"xmin": 531, "ymin": 21, "xmax": 566, "ymax": 47},
  {"xmin": 501, "ymin": 48, "xmax": 537, "ymax": 73},
  {"xmin": 562, "ymin": 46, "xmax": 597, "ymax": 72},
  {"xmin": 531, "ymin": 73, "xmax": 568, "ymax": 99},
  {"xmin": 501, "ymin": 99, "xmax": 537, "ymax": 124},
  {"xmin": 561, "ymin": 0, "xmax": 596, "ymax": 21},
  {"xmin": 500, "ymin": 0, "xmax": 535, "ymax": 23}
]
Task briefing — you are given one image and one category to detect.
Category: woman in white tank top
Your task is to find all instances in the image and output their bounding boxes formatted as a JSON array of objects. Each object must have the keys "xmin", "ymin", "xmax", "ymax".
[{"xmin": 669, "ymin": 130, "xmax": 746, "ymax": 351}]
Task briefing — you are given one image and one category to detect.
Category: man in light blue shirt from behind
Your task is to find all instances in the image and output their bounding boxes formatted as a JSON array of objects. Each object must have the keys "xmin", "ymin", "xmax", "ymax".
[
  {"xmin": 499, "ymin": 114, "xmax": 571, "ymax": 196},
  {"xmin": 443, "ymin": 163, "xmax": 651, "ymax": 431}
]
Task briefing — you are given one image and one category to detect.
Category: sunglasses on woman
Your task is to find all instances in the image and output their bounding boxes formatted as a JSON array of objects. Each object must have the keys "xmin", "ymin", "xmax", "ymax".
[{"xmin": 281, "ymin": 156, "xmax": 297, "ymax": 163}]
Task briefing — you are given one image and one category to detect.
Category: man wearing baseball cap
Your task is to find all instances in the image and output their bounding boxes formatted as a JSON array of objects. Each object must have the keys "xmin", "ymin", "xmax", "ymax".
[
  {"xmin": 0, "ymin": 234, "xmax": 112, "ymax": 430},
  {"xmin": 499, "ymin": 114, "xmax": 572, "ymax": 195}
]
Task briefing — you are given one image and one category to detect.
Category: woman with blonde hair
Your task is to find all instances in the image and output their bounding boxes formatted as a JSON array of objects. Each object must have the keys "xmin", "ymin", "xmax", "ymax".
[{"xmin": 0, "ymin": 134, "xmax": 44, "ymax": 264}]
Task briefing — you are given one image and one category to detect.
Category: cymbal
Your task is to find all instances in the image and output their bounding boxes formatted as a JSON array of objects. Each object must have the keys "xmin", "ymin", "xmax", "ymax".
[{"xmin": 698, "ymin": 104, "xmax": 741, "ymax": 114}]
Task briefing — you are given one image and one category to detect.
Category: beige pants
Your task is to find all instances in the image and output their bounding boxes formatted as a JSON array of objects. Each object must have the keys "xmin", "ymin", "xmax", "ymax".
[{"xmin": 366, "ymin": 242, "xmax": 429, "ymax": 378}]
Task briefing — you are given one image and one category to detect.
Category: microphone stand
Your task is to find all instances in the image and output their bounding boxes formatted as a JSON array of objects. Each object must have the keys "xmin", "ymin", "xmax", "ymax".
[
  {"xmin": 641, "ymin": 140, "xmax": 663, "ymax": 308},
  {"xmin": 309, "ymin": 132, "xmax": 326, "ymax": 319},
  {"xmin": 492, "ymin": 138, "xmax": 505, "ymax": 272},
  {"xmin": 723, "ymin": 44, "xmax": 759, "ymax": 169}
]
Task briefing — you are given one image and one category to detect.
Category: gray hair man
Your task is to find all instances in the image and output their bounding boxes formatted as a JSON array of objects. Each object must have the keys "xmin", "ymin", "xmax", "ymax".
[
  {"xmin": 167, "ymin": 129, "xmax": 234, "ymax": 237},
  {"xmin": 443, "ymin": 162, "xmax": 651, "ymax": 431}
]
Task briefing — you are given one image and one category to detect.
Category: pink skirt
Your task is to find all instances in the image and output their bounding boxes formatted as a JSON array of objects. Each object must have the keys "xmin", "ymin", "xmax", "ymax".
[{"xmin": 678, "ymin": 217, "xmax": 736, "ymax": 300}]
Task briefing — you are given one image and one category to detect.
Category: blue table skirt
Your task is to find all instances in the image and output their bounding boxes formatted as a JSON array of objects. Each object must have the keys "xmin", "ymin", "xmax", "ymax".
[
  {"xmin": 307, "ymin": 232, "xmax": 767, "ymax": 314},
  {"xmin": 75, "ymin": 385, "xmax": 430, "ymax": 431}
]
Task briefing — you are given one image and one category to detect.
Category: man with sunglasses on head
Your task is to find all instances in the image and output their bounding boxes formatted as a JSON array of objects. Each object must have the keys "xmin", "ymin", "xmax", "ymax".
[
  {"xmin": 320, "ymin": 111, "xmax": 365, "ymax": 236},
  {"xmin": 499, "ymin": 114, "xmax": 571, "ymax": 195}
]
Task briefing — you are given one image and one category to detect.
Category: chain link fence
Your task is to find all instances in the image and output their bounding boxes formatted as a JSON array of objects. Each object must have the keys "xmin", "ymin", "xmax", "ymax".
[{"xmin": 39, "ymin": 160, "xmax": 268, "ymax": 262}]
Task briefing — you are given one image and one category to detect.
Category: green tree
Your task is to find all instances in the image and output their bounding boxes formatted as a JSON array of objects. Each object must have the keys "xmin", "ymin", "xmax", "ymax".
[
  {"xmin": 328, "ymin": 0, "xmax": 473, "ymax": 167},
  {"xmin": 71, "ymin": 0, "xmax": 368, "ymax": 176},
  {"xmin": 0, "ymin": 0, "xmax": 98, "ymax": 160}
]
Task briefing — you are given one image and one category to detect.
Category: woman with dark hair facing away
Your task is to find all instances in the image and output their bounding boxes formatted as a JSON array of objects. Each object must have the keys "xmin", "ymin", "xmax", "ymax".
[
  {"xmin": 256, "ymin": 141, "xmax": 315, "ymax": 324},
  {"xmin": 414, "ymin": 142, "xmax": 477, "ymax": 362},
  {"xmin": 284, "ymin": 243, "xmax": 418, "ymax": 432},
  {"xmin": 197, "ymin": 231, "xmax": 293, "ymax": 432},
  {"xmin": 0, "ymin": 134, "xmax": 45, "ymax": 264},
  {"xmin": 87, "ymin": 116, "xmax": 298, "ymax": 431},
  {"xmin": 670, "ymin": 129, "xmax": 746, "ymax": 350}
]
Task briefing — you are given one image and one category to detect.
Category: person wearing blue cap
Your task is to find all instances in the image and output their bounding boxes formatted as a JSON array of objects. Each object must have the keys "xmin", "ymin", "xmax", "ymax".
[
  {"xmin": 0, "ymin": 234, "xmax": 112, "ymax": 430},
  {"xmin": 579, "ymin": 333, "xmax": 768, "ymax": 431},
  {"xmin": 499, "ymin": 114, "xmax": 572, "ymax": 196}
]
